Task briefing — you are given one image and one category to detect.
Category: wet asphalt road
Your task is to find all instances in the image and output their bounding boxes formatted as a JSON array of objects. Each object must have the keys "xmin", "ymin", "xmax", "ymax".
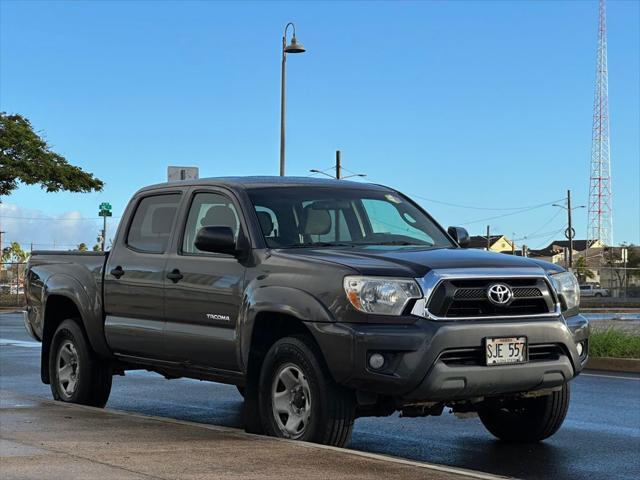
[{"xmin": 1, "ymin": 312, "xmax": 639, "ymax": 480}]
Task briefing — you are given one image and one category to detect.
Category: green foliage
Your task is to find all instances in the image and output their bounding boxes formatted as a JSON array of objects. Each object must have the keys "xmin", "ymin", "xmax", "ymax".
[
  {"xmin": 0, "ymin": 112, "xmax": 103, "ymax": 196},
  {"xmin": 77, "ymin": 243, "xmax": 88, "ymax": 252},
  {"xmin": 1, "ymin": 241, "xmax": 28, "ymax": 263},
  {"xmin": 574, "ymin": 256, "xmax": 594, "ymax": 283},
  {"xmin": 92, "ymin": 244, "xmax": 101, "ymax": 252},
  {"xmin": 589, "ymin": 328, "xmax": 640, "ymax": 359}
]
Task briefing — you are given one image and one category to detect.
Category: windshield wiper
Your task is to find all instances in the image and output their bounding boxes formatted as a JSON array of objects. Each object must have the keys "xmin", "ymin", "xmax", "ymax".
[
  {"xmin": 353, "ymin": 240, "xmax": 429, "ymax": 246},
  {"xmin": 283, "ymin": 242, "xmax": 355, "ymax": 248}
]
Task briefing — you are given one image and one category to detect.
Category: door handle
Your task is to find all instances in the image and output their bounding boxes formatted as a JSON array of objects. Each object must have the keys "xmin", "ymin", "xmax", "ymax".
[
  {"xmin": 110, "ymin": 266, "xmax": 125, "ymax": 279},
  {"xmin": 166, "ymin": 269, "xmax": 184, "ymax": 283}
]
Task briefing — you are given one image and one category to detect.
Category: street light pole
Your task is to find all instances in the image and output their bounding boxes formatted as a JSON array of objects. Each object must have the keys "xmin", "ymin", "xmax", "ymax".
[{"xmin": 280, "ymin": 23, "xmax": 306, "ymax": 177}]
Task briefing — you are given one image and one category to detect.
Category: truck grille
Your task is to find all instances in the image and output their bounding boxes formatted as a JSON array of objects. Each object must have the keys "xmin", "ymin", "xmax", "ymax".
[
  {"xmin": 427, "ymin": 278, "xmax": 556, "ymax": 319},
  {"xmin": 439, "ymin": 344, "xmax": 565, "ymax": 366}
]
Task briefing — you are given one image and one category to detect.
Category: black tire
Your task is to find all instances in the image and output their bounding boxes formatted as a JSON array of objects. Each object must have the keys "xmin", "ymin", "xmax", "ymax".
[
  {"xmin": 49, "ymin": 319, "xmax": 112, "ymax": 408},
  {"xmin": 478, "ymin": 383, "xmax": 570, "ymax": 443},
  {"xmin": 595, "ymin": 293, "xmax": 603, "ymax": 297},
  {"xmin": 258, "ymin": 335, "xmax": 355, "ymax": 447}
]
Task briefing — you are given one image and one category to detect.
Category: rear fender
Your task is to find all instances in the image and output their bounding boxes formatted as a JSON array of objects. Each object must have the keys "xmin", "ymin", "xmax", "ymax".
[{"xmin": 42, "ymin": 274, "xmax": 110, "ymax": 357}]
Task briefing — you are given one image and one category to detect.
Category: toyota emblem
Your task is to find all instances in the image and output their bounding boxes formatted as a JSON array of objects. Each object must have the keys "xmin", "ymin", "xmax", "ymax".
[{"xmin": 487, "ymin": 283, "xmax": 513, "ymax": 306}]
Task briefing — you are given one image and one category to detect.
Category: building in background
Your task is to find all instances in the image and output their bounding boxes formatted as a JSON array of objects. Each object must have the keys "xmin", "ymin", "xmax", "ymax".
[{"xmin": 467, "ymin": 235, "xmax": 515, "ymax": 253}]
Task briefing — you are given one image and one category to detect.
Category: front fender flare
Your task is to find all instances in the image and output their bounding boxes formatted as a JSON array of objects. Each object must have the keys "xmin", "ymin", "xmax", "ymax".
[{"xmin": 237, "ymin": 285, "xmax": 335, "ymax": 370}]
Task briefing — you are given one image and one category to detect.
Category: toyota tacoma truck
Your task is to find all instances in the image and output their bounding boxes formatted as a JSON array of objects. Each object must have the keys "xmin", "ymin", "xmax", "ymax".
[{"xmin": 24, "ymin": 177, "xmax": 589, "ymax": 447}]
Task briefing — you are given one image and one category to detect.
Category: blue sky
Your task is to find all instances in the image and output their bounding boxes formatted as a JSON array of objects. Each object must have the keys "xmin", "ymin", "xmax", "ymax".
[{"xmin": 1, "ymin": 0, "xmax": 638, "ymax": 250}]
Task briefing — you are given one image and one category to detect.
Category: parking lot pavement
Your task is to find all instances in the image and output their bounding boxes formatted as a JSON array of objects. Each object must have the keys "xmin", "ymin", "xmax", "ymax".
[
  {"xmin": 0, "ymin": 390, "xmax": 506, "ymax": 480},
  {"xmin": 2, "ymin": 312, "xmax": 639, "ymax": 480}
]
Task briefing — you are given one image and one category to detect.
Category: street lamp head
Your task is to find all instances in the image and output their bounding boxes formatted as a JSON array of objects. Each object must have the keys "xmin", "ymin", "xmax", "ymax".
[{"xmin": 284, "ymin": 35, "xmax": 306, "ymax": 54}]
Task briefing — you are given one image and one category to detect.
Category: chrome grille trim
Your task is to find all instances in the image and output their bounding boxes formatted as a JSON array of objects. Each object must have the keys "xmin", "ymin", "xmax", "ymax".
[{"xmin": 411, "ymin": 268, "xmax": 561, "ymax": 321}]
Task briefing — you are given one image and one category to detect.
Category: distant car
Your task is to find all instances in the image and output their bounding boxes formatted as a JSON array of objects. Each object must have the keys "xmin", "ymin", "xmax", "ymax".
[{"xmin": 579, "ymin": 284, "xmax": 610, "ymax": 298}]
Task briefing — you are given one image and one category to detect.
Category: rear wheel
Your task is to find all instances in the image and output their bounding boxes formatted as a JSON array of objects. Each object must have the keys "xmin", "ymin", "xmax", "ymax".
[
  {"xmin": 258, "ymin": 335, "xmax": 355, "ymax": 446},
  {"xmin": 49, "ymin": 319, "xmax": 112, "ymax": 407},
  {"xmin": 478, "ymin": 383, "xmax": 570, "ymax": 443}
]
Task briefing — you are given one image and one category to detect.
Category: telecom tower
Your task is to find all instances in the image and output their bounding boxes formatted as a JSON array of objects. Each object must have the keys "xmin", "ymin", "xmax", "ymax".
[{"xmin": 587, "ymin": 0, "xmax": 613, "ymax": 247}]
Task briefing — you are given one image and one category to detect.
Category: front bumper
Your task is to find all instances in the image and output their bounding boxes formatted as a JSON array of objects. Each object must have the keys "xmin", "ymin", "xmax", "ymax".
[{"xmin": 307, "ymin": 313, "xmax": 589, "ymax": 401}]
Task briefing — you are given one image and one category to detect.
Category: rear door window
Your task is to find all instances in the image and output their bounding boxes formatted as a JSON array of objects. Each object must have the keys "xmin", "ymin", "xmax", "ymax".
[{"xmin": 126, "ymin": 194, "xmax": 181, "ymax": 253}]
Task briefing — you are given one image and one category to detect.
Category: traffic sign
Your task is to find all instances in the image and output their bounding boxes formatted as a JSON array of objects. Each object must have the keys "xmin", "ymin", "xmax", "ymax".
[
  {"xmin": 99, "ymin": 202, "xmax": 112, "ymax": 211},
  {"xmin": 98, "ymin": 210, "xmax": 112, "ymax": 217}
]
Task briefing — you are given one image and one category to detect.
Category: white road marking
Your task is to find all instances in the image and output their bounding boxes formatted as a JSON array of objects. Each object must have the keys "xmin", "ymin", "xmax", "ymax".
[
  {"xmin": 582, "ymin": 372, "xmax": 640, "ymax": 381},
  {"xmin": 0, "ymin": 338, "xmax": 41, "ymax": 348}
]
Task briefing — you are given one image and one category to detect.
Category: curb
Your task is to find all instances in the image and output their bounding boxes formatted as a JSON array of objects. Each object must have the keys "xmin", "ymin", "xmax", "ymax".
[
  {"xmin": 4, "ymin": 391, "xmax": 513, "ymax": 480},
  {"xmin": 586, "ymin": 357, "xmax": 640, "ymax": 373}
]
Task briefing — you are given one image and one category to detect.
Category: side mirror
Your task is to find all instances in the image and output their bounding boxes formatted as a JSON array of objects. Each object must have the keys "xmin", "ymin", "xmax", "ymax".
[
  {"xmin": 194, "ymin": 226, "xmax": 238, "ymax": 256},
  {"xmin": 448, "ymin": 226, "xmax": 470, "ymax": 248}
]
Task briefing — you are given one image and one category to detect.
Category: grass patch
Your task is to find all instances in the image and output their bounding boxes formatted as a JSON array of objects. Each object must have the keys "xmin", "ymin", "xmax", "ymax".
[{"xmin": 589, "ymin": 328, "xmax": 640, "ymax": 359}]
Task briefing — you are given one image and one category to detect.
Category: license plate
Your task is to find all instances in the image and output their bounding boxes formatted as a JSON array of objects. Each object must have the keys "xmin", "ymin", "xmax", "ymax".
[{"xmin": 485, "ymin": 336, "xmax": 527, "ymax": 366}]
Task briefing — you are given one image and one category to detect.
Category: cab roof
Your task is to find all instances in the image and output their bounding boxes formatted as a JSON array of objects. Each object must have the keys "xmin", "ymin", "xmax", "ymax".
[{"xmin": 137, "ymin": 176, "xmax": 391, "ymax": 194}]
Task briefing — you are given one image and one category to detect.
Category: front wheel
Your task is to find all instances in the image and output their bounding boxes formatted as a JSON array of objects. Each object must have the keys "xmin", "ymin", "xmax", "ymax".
[
  {"xmin": 478, "ymin": 383, "xmax": 570, "ymax": 443},
  {"xmin": 49, "ymin": 319, "xmax": 112, "ymax": 407},
  {"xmin": 258, "ymin": 335, "xmax": 355, "ymax": 447}
]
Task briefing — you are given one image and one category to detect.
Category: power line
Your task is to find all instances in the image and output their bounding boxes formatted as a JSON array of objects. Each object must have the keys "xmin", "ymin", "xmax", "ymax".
[
  {"xmin": 359, "ymin": 175, "xmax": 564, "ymax": 212},
  {"xmin": 533, "ymin": 227, "xmax": 566, "ymax": 250},
  {"xmin": 458, "ymin": 201, "xmax": 563, "ymax": 226},
  {"xmin": 513, "ymin": 209, "xmax": 564, "ymax": 241},
  {"xmin": 0, "ymin": 215, "xmax": 121, "ymax": 221}
]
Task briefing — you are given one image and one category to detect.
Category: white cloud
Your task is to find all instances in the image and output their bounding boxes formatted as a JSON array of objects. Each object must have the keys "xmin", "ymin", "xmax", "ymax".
[{"xmin": 0, "ymin": 203, "xmax": 119, "ymax": 251}]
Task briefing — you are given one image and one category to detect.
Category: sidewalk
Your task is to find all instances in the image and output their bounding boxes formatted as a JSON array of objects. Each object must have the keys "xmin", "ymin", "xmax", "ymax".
[{"xmin": 0, "ymin": 390, "xmax": 506, "ymax": 480}]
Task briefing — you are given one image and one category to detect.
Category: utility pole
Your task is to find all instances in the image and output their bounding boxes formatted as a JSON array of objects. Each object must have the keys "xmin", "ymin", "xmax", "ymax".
[
  {"xmin": 553, "ymin": 190, "xmax": 585, "ymax": 270},
  {"xmin": 309, "ymin": 152, "xmax": 366, "ymax": 180},
  {"xmin": 567, "ymin": 189, "xmax": 574, "ymax": 269},
  {"xmin": 486, "ymin": 225, "xmax": 491, "ymax": 251}
]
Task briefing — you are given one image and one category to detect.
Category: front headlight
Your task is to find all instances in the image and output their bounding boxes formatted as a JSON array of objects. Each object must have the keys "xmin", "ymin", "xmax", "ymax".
[
  {"xmin": 550, "ymin": 271, "xmax": 580, "ymax": 311},
  {"xmin": 343, "ymin": 276, "xmax": 422, "ymax": 316}
]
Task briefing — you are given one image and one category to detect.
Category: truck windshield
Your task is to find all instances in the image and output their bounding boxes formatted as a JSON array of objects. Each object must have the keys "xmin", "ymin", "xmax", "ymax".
[{"xmin": 248, "ymin": 187, "xmax": 454, "ymax": 249}]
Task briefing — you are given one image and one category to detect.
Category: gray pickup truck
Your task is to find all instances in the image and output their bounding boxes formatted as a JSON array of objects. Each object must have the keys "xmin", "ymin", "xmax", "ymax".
[{"xmin": 24, "ymin": 177, "xmax": 589, "ymax": 447}]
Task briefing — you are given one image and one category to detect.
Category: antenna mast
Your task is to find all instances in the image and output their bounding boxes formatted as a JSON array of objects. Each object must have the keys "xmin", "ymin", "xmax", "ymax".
[{"xmin": 587, "ymin": 0, "xmax": 613, "ymax": 248}]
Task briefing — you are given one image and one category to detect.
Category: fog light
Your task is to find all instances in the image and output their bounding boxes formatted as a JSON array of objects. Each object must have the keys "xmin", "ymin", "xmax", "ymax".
[
  {"xmin": 369, "ymin": 353, "xmax": 385, "ymax": 370},
  {"xmin": 576, "ymin": 342, "xmax": 584, "ymax": 356}
]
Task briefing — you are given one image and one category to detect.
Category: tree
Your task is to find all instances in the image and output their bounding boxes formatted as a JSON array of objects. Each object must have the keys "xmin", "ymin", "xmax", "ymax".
[
  {"xmin": 0, "ymin": 112, "xmax": 103, "ymax": 196},
  {"xmin": 1, "ymin": 241, "xmax": 28, "ymax": 263},
  {"xmin": 77, "ymin": 243, "xmax": 88, "ymax": 252},
  {"xmin": 627, "ymin": 244, "xmax": 640, "ymax": 280},
  {"xmin": 92, "ymin": 244, "xmax": 101, "ymax": 252},
  {"xmin": 574, "ymin": 256, "xmax": 595, "ymax": 284}
]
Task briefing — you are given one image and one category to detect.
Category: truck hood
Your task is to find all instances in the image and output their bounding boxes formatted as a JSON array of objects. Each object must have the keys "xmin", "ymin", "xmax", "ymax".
[{"xmin": 274, "ymin": 246, "xmax": 562, "ymax": 278}]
